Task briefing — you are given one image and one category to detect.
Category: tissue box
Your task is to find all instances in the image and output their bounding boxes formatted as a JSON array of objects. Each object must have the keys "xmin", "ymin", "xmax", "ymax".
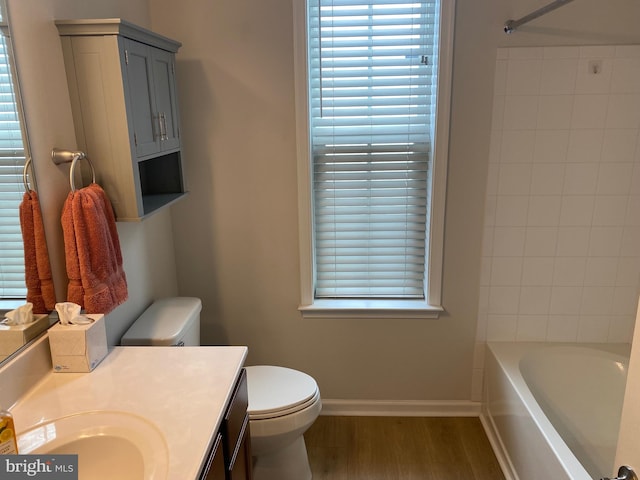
[
  {"xmin": 49, "ymin": 314, "xmax": 108, "ymax": 372},
  {"xmin": 0, "ymin": 314, "xmax": 50, "ymax": 362}
]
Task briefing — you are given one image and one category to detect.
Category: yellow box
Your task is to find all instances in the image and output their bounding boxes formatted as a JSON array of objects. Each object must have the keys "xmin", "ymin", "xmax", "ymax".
[
  {"xmin": 49, "ymin": 314, "xmax": 108, "ymax": 372},
  {"xmin": 0, "ymin": 314, "xmax": 50, "ymax": 362}
]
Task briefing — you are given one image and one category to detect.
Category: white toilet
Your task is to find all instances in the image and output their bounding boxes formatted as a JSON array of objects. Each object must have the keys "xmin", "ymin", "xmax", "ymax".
[{"xmin": 120, "ymin": 297, "xmax": 321, "ymax": 480}]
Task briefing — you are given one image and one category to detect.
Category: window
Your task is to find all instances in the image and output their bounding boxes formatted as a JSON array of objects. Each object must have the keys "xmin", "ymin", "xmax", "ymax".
[
  {"xmin": 294, "ymin": 0, "xmax": 454, "ymax": 317},
  {"xmin": 0, "ymin": 22, "xmax": 28, "ymax": 300}
]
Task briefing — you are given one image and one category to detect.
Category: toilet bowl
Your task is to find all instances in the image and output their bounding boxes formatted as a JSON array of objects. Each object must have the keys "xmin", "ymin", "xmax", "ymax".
[
  {"xmin": 120, "ymin": 297, "xmax": 321, "ymax": 480},
  {"xmin": 245, "ymin": 365, "xmax": 321, "ymax": 480}
]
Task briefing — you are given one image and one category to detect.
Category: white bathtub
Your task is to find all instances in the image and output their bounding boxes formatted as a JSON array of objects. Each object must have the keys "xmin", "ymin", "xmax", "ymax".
[{"xmin": 482, "ymin": 342, "xmax": 630, "ymax": 480}]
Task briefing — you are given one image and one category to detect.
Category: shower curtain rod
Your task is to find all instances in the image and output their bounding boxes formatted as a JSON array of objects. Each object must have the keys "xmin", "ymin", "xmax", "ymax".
[{"xmin": 504, "ymin": 0, "xmax": 575, "ymax": 34}]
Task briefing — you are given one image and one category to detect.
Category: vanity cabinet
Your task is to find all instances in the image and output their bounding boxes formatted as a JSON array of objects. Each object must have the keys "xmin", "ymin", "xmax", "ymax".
[
  {"xmin": 201, "ymin": 368, "xmax": 253, "ymax": 480},
  {"xmin": 56, "ymin": 19, "xmax": 186, "ymax": 221}
]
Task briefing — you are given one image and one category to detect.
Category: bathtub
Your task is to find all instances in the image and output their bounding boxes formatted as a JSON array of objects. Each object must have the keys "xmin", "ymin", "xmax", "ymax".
[{"xmin": 482, "ymin": 342, "xmax": 630, "ymax": 480}]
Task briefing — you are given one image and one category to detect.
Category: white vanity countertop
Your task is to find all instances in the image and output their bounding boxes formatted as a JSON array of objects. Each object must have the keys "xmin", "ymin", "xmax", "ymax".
[{"xmin": 11, "ymin": 345, "xmax": 248, "ymax": 479}]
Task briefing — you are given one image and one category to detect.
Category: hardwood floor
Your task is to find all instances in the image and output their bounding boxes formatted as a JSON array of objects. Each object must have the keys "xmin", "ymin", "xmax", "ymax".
[{"xmin": 304, "ymin": 416, "xmax": 505, "ymax": 480}]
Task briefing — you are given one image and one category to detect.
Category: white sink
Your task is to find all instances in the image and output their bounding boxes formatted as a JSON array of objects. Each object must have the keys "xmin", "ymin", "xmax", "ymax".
[{"xmin": 17, "ymin": 411, "xmax": 169, "ymax": 480}]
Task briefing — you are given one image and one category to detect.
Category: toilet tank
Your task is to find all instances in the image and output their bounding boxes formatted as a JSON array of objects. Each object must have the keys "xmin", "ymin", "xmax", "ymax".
[{"xmin": 120, "ymin": 297, "xmax": 202, "ymax": 346}]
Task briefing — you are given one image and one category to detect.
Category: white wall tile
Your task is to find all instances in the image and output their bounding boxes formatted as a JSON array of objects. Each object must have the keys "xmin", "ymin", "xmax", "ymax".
[
  {"xmin": 566, "ymin": 130, "xmax": 604, "ymax": 163},
  {"xmin": 553, "ymin": 257, "xmax": 587, "ymax": 286},
  {"xmin": 540, "ymin": 59, "xmax": 578, "ymax": 95},
  {"xmin": 481, "ymin": 45, "xmax": 640, "ymax": 344},
  {"xmin": 504, "ymin": 96, "xmax": 539, "ymax": 130},
  {"xmin": 601, "ymin": 129, "xmax": 638, "ymax": 163},
  {"xmin": 488, "ymin": 286, "xmax": 521, "ymax": 314},
  {"xmin": 608, "ymin": 315, "xmax": 636, "ymax": 342},
  {"xmin": 571, "ymin": 95, "xmax": 608, "ymax": 129},
  {"xmin": 533, "ymin": 130, "xmax": 570, "ymax": 163},
  {"xmin": 493, "ymin": 59, "xmax": 508, "ymax": 96},
  {"xmin": 584, "ymin": 257, "xmax": 619, "ymax": 286},
  {"xmin": 556, "ymin": 226, "xmax": 591, "ymax": 256},
  {"xmin": 509, "ymin": 47, "xmax": 544, "ymax": 59},
  {"xmin": 516, "ymin": 315, "xmax": 549, "ymax": 341},
  {"xmin": 492, "ymin": 95, "xmax": 505, "ymax": 131},
  {"xmin": 596, "ymin": 163, "xmax": 634, "ymax": 195},
  {"xmin": 631, "ymin": 165, "xmax": 640, "ymax": 195},
  {"xmin": 527, "ymin": 196, "xmax": 561, "ymax": 226},
  {"xmin": 495, "ymin": 196, "xmax": 529, "ymax": 226},
  {"xmin": 530, "ymin": 164, "xmax": 565, "ymax": 195},
  {"xmin": 580, "ymin": 46, "xmax": 616, "ymax": 58},
  {"xmin": 611, "ymin": 58, "xmax": 640, "ymax": 94},
  {"xmin": 506, "ymin": 60, "xmax": 542, "ymax": 95},
  {"xmin": 563, "ymin": 163, "xmax": 600, "ymax": 194},
  {"xmin": 492, "ymin": 226, "xmax": 526, "ymax": 256},
  {"xmin": 577, "ymin": 315, "xmax": 611, "ymax": 342},
  {"xmin": 547, "ymin": 315, "xmax": 579, "ymax": 341},
  {"xmin": 522, "ymin": 257, "xmax": 555, "ymax": 286},
  {"xmin": 498, "ymin": 164, "xmax": 532, "ymax": 194},
  {"xmin": 575, "ymin": 59, "xmax": 613, "ymax": 94},
  {"xmin": 592, "ymin": 196, "xmax": 629, "ymax": 226},
  {"xmin": 625, "ymin": 196, "xmax": 640, "ymax": 225},
  {"xmin": 550, "ymin": 286, "xmax": 583, "ymax": 314},
  {"xmin": 559, "ymin": 195, "xmax": 595, "ymax": 226},
  {"xmin": 524, "ymin": 227, "xmax": 558, "ymax": 256},
  {"xmin": 487, "ymin": 314, "xmax": 518, "ymax": 341},
  {"xmin": 490, "ymin": 257, "xmax": 523, "ymax": 286},
  {"xmin": 620, "ymin": 227, "xmax": 640, "ymax": 256},
  {"xmin": 616, "ymin": 257, "xmax": 640, "ymax": 286},
  {"xmin": 615, "ymin": 46, "xmax": 640, "ymax": 58},
  {"xmin": 612, "ymin": 286, "xmax": 640, "ymax": 315},
  {"xmin": 500, "ymin": 130, "xmax": 536, "ymax": 163},
  {"xmin": 580, "ymin": 286, "xmax": 615, "ymax": 315},
  {"xmin": 606, "ymin": 94, "xmax": 640, "ymax": 129},
  {"xmin": 588, "ymin": 226, "xmax": 624, "ymax": 256},
  {"xmin": 537, "ymin": 95, "xmax": 574, "ymax": 129},
  {"xmin": 543, "ymin": 46, "xmax": 580, "ymax": 59},
  {"xmin": 519, "ymin": 286, "xmax": 552, "ymax": 314}
]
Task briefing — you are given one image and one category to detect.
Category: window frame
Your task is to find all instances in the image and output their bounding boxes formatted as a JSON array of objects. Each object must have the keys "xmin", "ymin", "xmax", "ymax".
[
  {"xmin": 293, "ymin": 0, "xmax": 455, "ymax": 319},
  {"xmin": 0, "ymin": 17, "xmax": 30, "ymax": 304}
]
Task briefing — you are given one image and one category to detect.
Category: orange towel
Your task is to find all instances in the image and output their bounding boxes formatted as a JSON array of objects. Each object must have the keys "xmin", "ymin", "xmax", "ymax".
[
  {"xmin": 19, "ymin": 190, "xmax": 56, "ymax": 313},
  {"xmin": 61, "ymin": 183, "xmax": 128, "ymax": 314}
]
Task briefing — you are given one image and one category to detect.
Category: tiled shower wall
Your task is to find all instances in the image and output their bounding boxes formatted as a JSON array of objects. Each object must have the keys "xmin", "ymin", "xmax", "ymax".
[{"xmin": 473, "ymin": 45, "xmax": 640, "ymax": 400}]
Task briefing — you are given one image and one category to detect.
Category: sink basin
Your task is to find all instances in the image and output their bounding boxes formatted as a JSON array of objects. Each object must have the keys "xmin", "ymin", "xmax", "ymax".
[{"xmin": 17, "ymin": 411, "xmax": 168, "ymax": 480}]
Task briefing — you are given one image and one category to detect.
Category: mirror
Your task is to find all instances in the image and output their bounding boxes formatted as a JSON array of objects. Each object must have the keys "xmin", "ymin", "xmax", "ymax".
[{"xmin": 0, "ymin": 0, "xmax": 54, "ymax": 364}]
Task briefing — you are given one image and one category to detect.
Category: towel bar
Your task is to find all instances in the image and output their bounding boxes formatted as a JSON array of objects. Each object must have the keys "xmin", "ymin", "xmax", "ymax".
[{"xmin": 51, "ymin": 148, "xmax": 96, "ymax": 192}]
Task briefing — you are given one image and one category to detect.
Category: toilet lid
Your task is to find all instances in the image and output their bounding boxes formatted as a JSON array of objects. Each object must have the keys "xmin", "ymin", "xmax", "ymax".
[{"xmin": 245, "ymin": 366, "xmax": 319, "ymax": 420}]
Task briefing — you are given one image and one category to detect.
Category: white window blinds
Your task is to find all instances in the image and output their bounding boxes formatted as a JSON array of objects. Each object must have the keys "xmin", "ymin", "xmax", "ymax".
[
  {"xmin": 0, "ymin": 32, "xmax": 27, "ymax": 299},
  {"xmin": 308, "ymin": 0, "xmax": 440, "ymax": 298}
]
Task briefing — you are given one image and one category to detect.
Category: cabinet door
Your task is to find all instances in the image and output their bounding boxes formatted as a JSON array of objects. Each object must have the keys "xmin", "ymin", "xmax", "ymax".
[
  {"xmin": 123, "ymin": 38, "xmax": 160, "ymax": 158},
  {"xmin": 152, "ymin": 48, "xmax": 181, "ymax": 151}
]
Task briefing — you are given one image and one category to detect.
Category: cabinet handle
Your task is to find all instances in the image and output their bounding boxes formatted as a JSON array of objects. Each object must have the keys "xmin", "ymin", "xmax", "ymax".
[
  {"xmin": 155, "ymin": 114, "xmax": 163, "ymax": 141},
  {"xmin": 161, "ymin": 113, "xmax": 168, "ymax": 141}
]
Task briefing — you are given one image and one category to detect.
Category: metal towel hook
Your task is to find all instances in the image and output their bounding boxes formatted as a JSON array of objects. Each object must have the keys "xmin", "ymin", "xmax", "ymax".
[
  {"xmin": 22, "ymin": 156, "xmax": 34, "ymax": 193},
  {"xmin": 51, "ymin": 147, "xmax": 96, "ymax": 192}
]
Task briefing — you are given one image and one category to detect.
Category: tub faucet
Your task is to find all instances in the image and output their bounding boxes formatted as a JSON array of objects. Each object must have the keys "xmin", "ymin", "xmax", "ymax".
[{"xmin": 602, "ymin": 466, "xmax": 637, "ymax": 480}]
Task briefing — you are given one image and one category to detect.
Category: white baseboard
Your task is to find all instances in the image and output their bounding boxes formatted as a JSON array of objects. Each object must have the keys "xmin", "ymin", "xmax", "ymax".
[
  {"xmin": 479, "ymin": 411, "xmax": 517, "ymax": 480},
  {"xmin": 319, "ymin": 398, "xmax": 482, "ymax": 417}
]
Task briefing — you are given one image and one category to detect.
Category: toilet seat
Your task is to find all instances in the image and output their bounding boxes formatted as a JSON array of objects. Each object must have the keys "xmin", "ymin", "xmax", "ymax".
[{"xmin": 246, "ymin": 366, "xmax": 319, "ymax": 420}]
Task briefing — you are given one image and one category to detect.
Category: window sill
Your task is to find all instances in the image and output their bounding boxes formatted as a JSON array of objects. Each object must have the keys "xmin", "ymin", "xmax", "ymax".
[{"xmin": 299, "ymin": 299, "xmax": 444, "ymax": 319}]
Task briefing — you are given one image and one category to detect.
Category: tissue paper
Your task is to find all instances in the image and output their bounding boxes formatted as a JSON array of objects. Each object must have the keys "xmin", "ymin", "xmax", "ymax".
[
  {"xmin": 3, "ymin": 303, "xmax": 33, "ymax": 326},
  {"xmin": 55, "ymin": 302, "xmax": 81, "ymax": 325}
]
